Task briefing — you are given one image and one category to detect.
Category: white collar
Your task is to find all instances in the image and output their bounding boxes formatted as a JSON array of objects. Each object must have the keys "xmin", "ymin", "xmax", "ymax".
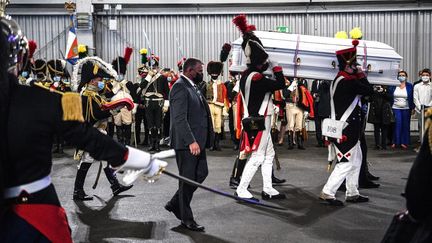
[{"xmin": 181, "ymin": 74, "xmax": 196, "ymax": 87}]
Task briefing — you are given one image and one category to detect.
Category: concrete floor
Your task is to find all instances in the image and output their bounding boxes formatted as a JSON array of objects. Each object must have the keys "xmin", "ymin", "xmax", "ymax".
[{"xmin": 51, "ymin": 136, "xmax": 417, "ymax": 243}]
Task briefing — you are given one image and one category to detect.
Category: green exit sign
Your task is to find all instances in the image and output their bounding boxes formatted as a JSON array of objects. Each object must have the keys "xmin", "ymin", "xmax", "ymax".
[{"xmin": 276, "ymin": 26, "xmax": 291, "ymax": 33}]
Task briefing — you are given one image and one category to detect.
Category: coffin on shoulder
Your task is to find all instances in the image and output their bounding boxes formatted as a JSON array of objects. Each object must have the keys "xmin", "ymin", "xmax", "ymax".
[{"xmin": 230, "ymin": 31, "xmax": 402, "ymax": 86}]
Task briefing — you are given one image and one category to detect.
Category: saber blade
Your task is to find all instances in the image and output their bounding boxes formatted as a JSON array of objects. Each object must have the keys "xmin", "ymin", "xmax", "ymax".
[{"xmin": 161, "ymin": 170, "xmax": 286, "ymax": 210}]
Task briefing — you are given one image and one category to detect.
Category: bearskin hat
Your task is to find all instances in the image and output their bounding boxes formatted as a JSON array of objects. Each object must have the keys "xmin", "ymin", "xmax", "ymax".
[
  {"xmin": 233, "ymin": 15, "xmax": 268, "ymax": 66},
  {"xmin": 47, "ymin": 59, "xmax": 66, "ymax": 77},
  {"xmin": 336, "ymin": 40, "xmax": 360, "ymax": 71},
  {"xmin": 112, "ymin": 56, "xmax": 127, "ymax": 75},
  {"xmin": 31, "ymin": 59, "xmax": 47, "ymax": 75},
  {"xmin": 207, "ymin": 61, "xmax": 223, "ymax": 76}
]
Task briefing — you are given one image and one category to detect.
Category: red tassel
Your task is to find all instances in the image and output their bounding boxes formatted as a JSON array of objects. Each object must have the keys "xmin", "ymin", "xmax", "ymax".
[
  {"xmin": 352, "ymin": 39, "xmax": 359, "ymax": 47},
  {"xmin": 124, "ymin": 47, "xmax": 133, "ymax": 64},
  {"xmin": 28, "ymin": 40, "xmax": 37, "ymax": 59},
  {"xmin": 233, "ymin": 14, "xmax": 248, "ymax": 34}
]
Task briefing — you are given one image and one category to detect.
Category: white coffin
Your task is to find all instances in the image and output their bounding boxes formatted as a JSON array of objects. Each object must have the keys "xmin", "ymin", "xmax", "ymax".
[{"xmin": 230, "ymin": 31, "xmax": 402, "ymax": 86}]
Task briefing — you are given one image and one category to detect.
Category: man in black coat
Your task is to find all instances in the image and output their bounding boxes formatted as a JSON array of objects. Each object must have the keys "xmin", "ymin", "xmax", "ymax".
[
  {"xmin": 311, "ymin": 79, "xmax": 331, "ymax": 147},
  {"xmin": 165, "ymin": 58, "xmax": 214, "ymax": 232}
]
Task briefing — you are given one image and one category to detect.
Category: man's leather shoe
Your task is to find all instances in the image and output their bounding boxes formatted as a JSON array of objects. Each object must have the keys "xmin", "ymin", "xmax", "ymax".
[
  {"xmin": 359, "ymin": 181, "xmax": 380, "ymax": 189},
  {"xmin": 261, "ymin": 191, "xmax": 286, "ymax": 200},
  {"xmin": 346, "ymin": 195, "xmax": 369, "ymax": 203},
  {"xmin": 272, "ymin": 176, "xmax": 286, "ymax": 184},
  {"xmin": 164, "ymin": 202, "xmax": 181, "ymax": 220},
  {"xmin": 367, "ymin": 172, "xmax": 380, "ymax": 181},
  {"xmin": 319, "ymin": 197, "xmax": 344, "ymax": 206},
  {"xmin": 181, "ymin": 221, "xmax": 205, "ymax": 232}
]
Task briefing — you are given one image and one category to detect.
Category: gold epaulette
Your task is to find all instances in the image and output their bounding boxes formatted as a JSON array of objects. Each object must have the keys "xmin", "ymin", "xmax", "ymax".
[
  {"xmin": 425, "ymin": 108, "xmax": 432, "ymax": 154},
  {"xmin": 62, "ymin": 92, "xmax": 85, "ymax": 122},
  {"xmin": 33, "ymin": 82, "xmax": 85, "ymax": 122}
]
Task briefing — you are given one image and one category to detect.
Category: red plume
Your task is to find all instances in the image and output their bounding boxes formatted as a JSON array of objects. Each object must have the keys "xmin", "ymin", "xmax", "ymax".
[
  {"xmin": 233, "ymin": 15, "xmax": 248, "ymax": 34},
  {"xmin": 352, "ymin": 39, "xmax": 359, "ymax": 47},
  {"xmin": 246, "ymin": 25, "xmax": 256, "ymax": 32},
  {"xmin": 28, "ymin": 40, "xmax": 37, "ymax": 59},
  {"xmin": 124, "ymin": 47, "xmax": 133, "ymax": 64}
]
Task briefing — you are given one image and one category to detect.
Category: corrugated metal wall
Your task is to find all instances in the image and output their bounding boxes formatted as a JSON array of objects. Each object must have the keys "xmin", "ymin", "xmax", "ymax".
[
  {"xmin": 12, "ymin": 10, "xmax": 432, "ymax": 83},
  {"xmin": 12, "ymin": 15, "xmax": 70, "ymax": 61}
]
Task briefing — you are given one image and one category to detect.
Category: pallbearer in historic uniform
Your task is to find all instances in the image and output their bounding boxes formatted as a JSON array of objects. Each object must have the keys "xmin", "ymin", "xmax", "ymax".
[
  {"xmin": 141, "ymin": 54, "xmax": 170, "ymax": 152},
  {"xmin": 319, "ymin": 40, "xmax": 373, "ymax": 206},
  {"xmin": 111, "ymin": 47, "xmax": 136, "ymax": 146},
  {"xmin": 233, "ymin": 15, "xmax": 286, "ymax": 201},
  {"xmin": 0, "ymin": 14, "xmax": 167, "ymax": 241},
  {"xmin": 72, "ymin": 56, "xmax": 134, "ymax": 200},
  {"xmin": 205, "ymin": 58, "xmax": 230, "ymax": 151}
]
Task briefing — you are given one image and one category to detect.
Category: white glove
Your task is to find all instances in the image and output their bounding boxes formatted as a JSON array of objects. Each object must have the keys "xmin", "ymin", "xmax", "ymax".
[
  {"xmin": 163, "ymin": 100, "xmax": 169, "ymax": 113},
  {"xmin": 223, "ymin": 107, "xmax": 229, "ymax": 117},
  {"xmin": 116, "ymin": 146, "xmax": 168, "ymax": 184}
]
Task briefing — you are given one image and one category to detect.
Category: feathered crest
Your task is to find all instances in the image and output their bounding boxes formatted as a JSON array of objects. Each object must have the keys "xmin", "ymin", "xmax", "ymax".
[
  {"xmin": 140, "ymin": 48, "xmax": 148, "ymax": 64},
  {"xmin": 350, "ymin": 27, "xmax": 363, "ymax": 40},
  {"xmin": 124, "ymin": 47, "xmax": 133, "ymax": 64},
  {"xmin": 28, "ymin": 40, "xmax": 37, "ymax": 59},
  {"xmin": 233, "ymin": 14, "xmax": 257, "ymax": 35},
  {"xmin": 220, "ymin": 43, "xmax": 231, "ymax": 63},
  {"xmin": 335, "ymin": 31, "xmax": 348, "ymax": 39}
]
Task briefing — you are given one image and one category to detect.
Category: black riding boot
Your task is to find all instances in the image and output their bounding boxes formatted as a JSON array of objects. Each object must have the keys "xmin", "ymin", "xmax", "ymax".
[
  {"xmin": 73, "ymin": 162, "xmax": 93, "ymax": 200},
  {"xmin": 215, "ymin": 133, "xmax": 222, "ymax": 151},
  {"xmin": 287, "ymin": 131, "xmax": 294, "ymax": 150},
  {"xmin": 103, "ymin": 166, "xmax": 133, "ymax": 196},
  {"xmin": 296, "ymin": 131, "xmax": 305, "ymax": 150}
]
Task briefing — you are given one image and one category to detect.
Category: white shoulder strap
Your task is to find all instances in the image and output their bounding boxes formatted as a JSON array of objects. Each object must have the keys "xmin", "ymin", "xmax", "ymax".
[
  {"xmin": 240, "ymin": 72, "xmax": 270, "ymax": 117},
  {"xmin": 330, "ymin": 76, "xmax": 360, "ymax": 122}
]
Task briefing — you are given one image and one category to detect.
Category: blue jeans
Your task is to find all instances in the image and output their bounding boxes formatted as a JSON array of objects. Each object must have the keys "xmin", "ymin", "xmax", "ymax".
[{"xmin": 393, "ymin": 109, "xmax": 411, "ymax": 145}]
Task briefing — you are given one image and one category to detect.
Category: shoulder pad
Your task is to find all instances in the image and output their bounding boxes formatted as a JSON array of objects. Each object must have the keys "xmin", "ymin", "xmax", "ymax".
[{"xmin": 252, "ymin": 73, "xmax": 263, "ymax": 81}]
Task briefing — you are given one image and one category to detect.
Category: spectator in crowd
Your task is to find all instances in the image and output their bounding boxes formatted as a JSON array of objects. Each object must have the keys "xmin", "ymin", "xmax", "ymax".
[
  {"xmin": 367, "ymin": 85, "xmax": 393, "ymax": 150},
  {"xmin": 311, "ymin": 79, "xmax": 331, "ymax": 147},
  {"xmin": 413, "ymin": 68, "xmax": 432, "ymax": 145},
  {"xmin": 388, "ymin": 70, "xmax": 414, "ymax": 149}
]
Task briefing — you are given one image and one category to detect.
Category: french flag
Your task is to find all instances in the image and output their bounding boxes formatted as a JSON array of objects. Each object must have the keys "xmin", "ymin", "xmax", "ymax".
[{"xmin": 65, "ymin": 15, "xmax": 79, "ymax": 64}]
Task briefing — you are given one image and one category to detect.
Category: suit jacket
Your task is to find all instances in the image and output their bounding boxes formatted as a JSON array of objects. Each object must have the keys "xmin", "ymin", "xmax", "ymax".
[{"xmin": 169, "ymin": 76, "xmax": 214, "ymax": 150}]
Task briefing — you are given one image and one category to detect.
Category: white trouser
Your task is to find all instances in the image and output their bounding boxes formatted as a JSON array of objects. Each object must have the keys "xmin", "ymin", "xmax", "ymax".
[
  {"xmin": 236, "ymin": 116, "xmax": 279, "ymax": 198},
  {"xmin": 322, "ymin": 141, "xmax": 362, "ymax": 198}
]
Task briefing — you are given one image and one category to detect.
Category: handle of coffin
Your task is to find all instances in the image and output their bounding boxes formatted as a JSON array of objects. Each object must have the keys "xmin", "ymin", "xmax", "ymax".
[
  {"xmin": 296, "ymin": 58, "xmax": 301, "ymax": 65},
  {"xmin": 331, "ymin": 61, "xmax": 336, "ymax": 69}
]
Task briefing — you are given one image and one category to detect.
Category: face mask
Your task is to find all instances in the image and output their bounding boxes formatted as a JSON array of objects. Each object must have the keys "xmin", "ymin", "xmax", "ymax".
[
  {"xmin": 53, "ymin": 76, "xmax": 61, "ymax": 82},
  {"xmin": 398, "ymin": 76, "xmax": 406, "ymax": 82},
  {"xmin": 117, "ymin": 74, "xmax": 124, "ymax": 81},
  {"xmin": 422, "ymin": 76, "xmax": 430, "ymax": 82},
  {"xmin": 97, "ymin": 81, "xmax": 105, "ymax": 91},
  {"xmin": 193, "ymin": 72, "xmax": 203, "ymax": 83},
  {"xmin": 21, "ymin": 71, "xmax": 28, "ymax": 78}
]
